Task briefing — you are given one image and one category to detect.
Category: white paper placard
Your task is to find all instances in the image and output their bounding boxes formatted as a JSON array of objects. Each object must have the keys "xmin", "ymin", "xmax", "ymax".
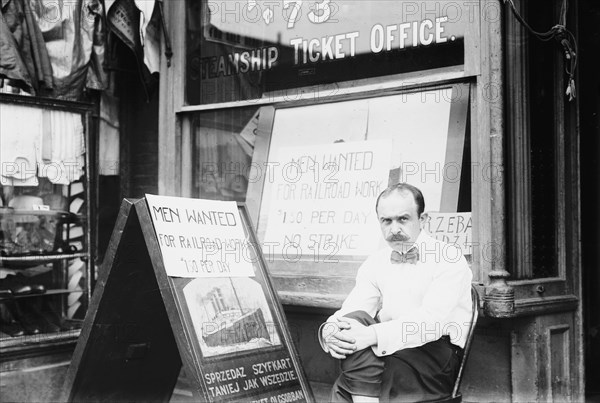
[
  {"xmin": 262, "ymin": 140, "xmax": 391, "ymax": 257},
  {"xmin": 424, "ymin": 212, "xmax": 473, "ymax": 256},
  {"xmin": 145, "ymin": 195, "xmax": 254, "ymax": 278}
]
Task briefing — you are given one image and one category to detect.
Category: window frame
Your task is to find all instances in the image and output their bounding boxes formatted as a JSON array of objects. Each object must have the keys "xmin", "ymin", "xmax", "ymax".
[
  {"xmin": 503, "ymin": 0, "xmax": 580, "ymax": 314},
  {"xmin": 161, "ymin": 0, "xmax": 579, "ymax": 313},
  {"xmin": 177, "ymin": 81, "xmax": 479, "ymax": 308},
  {"xmin": 0, "ymin": 92, "xmax": 98, "ymax": 355}
]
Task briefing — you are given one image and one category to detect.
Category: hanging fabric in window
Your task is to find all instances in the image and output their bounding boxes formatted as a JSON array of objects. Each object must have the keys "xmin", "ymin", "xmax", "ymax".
[
  {"xmin": 0, "ymin": 0, "xmax": 54, "ymax": 94},
  {"xmin": 32, "ymin": 0, "xmax": 108, "ymax": 99},
  {"xmin": 0, "ymin": 0, "xmax": 108, "ymax": 100},
  {"xmin": 105, "ymin": 0, "xmax": 160, "ymax": 99}
]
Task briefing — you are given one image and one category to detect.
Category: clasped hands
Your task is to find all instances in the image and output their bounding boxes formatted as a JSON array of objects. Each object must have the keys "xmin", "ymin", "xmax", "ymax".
[{"xmin": 321, "ymin": 317, "xmax": 377, "ymax": 359}]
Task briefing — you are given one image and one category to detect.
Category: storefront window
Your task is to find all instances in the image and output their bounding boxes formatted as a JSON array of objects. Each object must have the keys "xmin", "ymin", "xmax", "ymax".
[
  {"xmin": 186, "ymin": 0, "xmax": 479, "ymax": 105},
  {"xmin": 190, "ymin": 85, "xmax": 471, "ymax": 277},
  {"xmin": 1, "ymin": 101, "xmax": 91, "ymax": 343}
]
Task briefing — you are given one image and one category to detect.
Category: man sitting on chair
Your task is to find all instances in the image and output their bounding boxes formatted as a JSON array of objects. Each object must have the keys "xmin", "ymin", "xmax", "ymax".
[{"xmin": 319, "ymin": 183, "xmax": 473, "ymax": 402}]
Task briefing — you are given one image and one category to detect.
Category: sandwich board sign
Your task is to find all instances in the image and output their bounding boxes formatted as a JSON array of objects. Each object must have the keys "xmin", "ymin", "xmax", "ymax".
[{"xmin": 62, "ymin": 196, "xmax": 314, "ymax": 403}]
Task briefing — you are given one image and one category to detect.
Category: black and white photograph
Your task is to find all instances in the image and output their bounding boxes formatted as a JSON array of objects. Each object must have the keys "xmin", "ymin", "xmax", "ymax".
[{"xmin": 1, "ymin": 0, "xmax": 599, "ymax": 402}]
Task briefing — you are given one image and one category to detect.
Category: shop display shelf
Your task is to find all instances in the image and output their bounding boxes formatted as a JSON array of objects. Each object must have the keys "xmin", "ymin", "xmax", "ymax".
[
  {"xmin": 0, "ymin": 252, "xmax": 89, "ymax": 267},
  {"xmin": 0, "ymin": 288, "xmax": 86, "ymax": 301},
  {"xmin": 0, "ymin": 325, "xmax": 83, "ymax": 356}
]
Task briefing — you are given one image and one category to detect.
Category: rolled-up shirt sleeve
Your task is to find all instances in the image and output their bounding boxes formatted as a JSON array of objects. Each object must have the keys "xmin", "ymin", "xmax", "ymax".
[{"xmin": 371, "ymin": 254, "xmax": 472, "ymax": 356}]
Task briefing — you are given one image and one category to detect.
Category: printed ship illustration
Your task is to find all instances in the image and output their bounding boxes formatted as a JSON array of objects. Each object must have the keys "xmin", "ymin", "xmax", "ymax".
[
  {"xmin": 203, "ymin": 308, "xmax": 270, "ymax": 347},
  {"xmin": 201, "ymin": 284, "xmax": 271, "ymax": 347}
]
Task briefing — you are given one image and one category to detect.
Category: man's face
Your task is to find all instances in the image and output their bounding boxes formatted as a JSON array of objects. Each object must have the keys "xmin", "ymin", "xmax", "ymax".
[{"xmin": 377, "ymin": 190, "xmax": 424, "ymax": 252}]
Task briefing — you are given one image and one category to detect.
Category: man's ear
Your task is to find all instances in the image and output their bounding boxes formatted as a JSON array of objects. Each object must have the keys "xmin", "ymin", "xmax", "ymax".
[{"xmin": 419, "ymin": 212, "xmax": 429, "ymax": 226}]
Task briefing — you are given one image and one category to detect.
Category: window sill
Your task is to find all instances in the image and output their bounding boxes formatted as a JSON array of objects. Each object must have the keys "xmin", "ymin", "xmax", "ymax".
[
  {"xmin": 513, "ymin": 295, "xmax": 579, "ymax": 317},
  {"xmin": 276, "ymin": 286, "xmax": 578, "ymax": 319},
  {"xmin": 278, "ymin": 291, "xmax": 346, "ymax": 310},
  {"xmin": 0, "ymin": 328, "xmax": 81, "ymax": 361}
]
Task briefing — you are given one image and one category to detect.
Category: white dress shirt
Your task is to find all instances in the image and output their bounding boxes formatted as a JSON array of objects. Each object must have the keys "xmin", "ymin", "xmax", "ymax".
[{"xmin": 325, "ymin": 230, "xmax": 473, "ymax": 357}]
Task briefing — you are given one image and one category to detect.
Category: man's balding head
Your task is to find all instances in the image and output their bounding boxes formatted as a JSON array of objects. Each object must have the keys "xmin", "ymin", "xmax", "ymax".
[{"xmin": 376, "ymin": 183, "xmax": 425, "ymax": 217}]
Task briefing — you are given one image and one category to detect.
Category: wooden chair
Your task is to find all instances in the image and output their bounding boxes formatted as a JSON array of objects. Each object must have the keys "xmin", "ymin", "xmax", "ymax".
[{"xmin": 436, "ymin": 285, "xmax": 480, "ymax": 403}]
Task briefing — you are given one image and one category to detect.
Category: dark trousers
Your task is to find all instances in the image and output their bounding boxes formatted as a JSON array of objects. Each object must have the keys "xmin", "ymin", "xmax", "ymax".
[{"xmin": 330, "ymin": 311, "xmax": 462, "ymax": 402}]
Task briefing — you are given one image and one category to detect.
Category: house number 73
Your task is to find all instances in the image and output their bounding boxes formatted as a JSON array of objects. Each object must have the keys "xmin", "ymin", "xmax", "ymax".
[{"xmin": 261, "ymin": 0, "xmax": 333, "ymax": 28}]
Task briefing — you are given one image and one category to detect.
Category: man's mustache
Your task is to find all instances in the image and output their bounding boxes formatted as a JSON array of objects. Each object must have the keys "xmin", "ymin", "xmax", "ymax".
[{"xmin": 388, "ymin": 233, "xmax": 410, "ymax": 242}]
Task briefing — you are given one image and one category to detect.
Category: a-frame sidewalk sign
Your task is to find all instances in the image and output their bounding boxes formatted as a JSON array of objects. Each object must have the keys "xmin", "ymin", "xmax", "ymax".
[{"xmin": 61, "ymin": 196, "xmax": 314, "ymax": 403}]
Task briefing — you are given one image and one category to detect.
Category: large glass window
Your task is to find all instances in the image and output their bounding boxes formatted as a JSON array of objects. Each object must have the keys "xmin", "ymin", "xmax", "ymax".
[
  {"xmin": 186, "ymin": 0, "xmax": 479, "ymax": 104},
  {"xmin": 190, "ymin": 85, "xmax": 471, "ymax": 281},
  {"xmin": 1, "ymin": 101, "xmax": 92, "ymax": 346}
]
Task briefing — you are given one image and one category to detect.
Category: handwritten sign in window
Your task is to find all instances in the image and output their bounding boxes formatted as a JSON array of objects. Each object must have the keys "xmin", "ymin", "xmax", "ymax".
[{"xmin": 262, "ymin": 140, "xmax": 391, "ymax": 258}]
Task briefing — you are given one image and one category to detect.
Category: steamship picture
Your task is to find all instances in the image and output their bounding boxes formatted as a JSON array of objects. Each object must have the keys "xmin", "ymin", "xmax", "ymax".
[{"xmin": 183, "ymin": 277, "xmax": 282, "ymax": 358}]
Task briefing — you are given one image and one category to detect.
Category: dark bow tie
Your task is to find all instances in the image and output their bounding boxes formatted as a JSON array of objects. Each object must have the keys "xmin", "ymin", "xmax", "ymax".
[{"xmin": 390, "ymin": 248, "xmax": 419, "ymax": 264}]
